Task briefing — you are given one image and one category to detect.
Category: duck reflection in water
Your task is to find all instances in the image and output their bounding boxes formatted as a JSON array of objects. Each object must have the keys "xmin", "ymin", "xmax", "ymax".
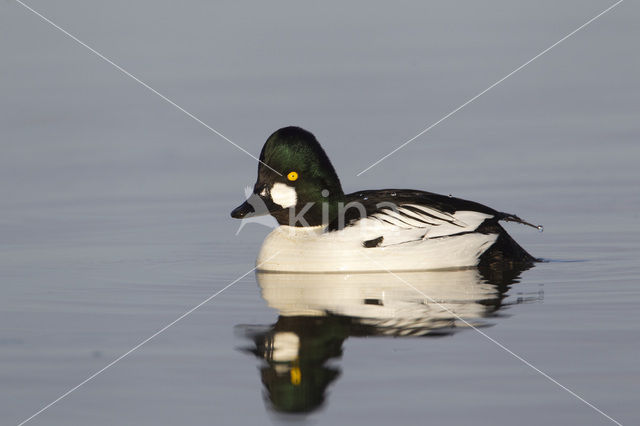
[{"xmin": 237, "ymin": 263, "xmax": 536, "ymax": 414}]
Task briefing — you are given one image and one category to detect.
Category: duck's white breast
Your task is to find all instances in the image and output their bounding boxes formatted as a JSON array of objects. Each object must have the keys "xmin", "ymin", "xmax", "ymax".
[{"xmin": 256, "ymin": 225, "xmax": 498, "ymax": 272}]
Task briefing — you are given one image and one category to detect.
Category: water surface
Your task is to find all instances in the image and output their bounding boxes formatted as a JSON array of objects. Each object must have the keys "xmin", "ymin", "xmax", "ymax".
[{"xmin": 1, "ymin": 1, "xmax": 639, "ymax": 425}]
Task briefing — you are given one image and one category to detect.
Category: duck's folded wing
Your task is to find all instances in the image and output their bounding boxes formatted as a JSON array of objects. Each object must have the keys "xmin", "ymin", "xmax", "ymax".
[{"xmin": 338, "ymin": 202, "xmax": 494, "ymax": 247}]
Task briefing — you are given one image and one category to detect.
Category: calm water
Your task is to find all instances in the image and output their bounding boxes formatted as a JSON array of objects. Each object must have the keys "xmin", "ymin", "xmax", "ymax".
[{"xmin": 1, "ymin": 1, "xmax": 639, "ymax": 425}]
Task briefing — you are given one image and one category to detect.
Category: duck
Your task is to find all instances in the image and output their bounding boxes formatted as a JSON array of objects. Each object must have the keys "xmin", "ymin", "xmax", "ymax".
[{"xmin": 231, "ymin": 126, "xmax": 540, "ymax": 272}]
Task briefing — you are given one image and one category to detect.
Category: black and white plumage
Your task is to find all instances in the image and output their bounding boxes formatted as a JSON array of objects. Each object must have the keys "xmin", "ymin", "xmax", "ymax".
[
  {"xmin": 334, "ymin": 189, "xmax": 538, "ymax": 256},
  {"xmin": 231, "ymin": 127, "xmax": 540, "ymax": 272},
  {"xmin": 254, "ymin": 189, "xmax": 538, "ymax": 272}
]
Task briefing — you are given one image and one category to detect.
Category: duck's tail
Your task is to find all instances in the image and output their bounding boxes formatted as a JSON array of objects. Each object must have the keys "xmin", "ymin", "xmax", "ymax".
[
  {"xmin": 478, "ymin": 221, "xmax": 541, "ymax": 267},
  {"xmin": 498, "ymin": 212, "xmax": 543, "ymax": 232}
]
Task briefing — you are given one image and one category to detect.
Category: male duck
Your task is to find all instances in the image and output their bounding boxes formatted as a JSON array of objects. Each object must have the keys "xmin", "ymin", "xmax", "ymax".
[{"xmin": 231, "ymin": 126, "xmax": 540, "ymax": 272}]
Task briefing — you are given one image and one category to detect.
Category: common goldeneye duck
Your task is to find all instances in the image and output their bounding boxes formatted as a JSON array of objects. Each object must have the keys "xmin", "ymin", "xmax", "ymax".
[{"xmin": 231, "ymin": 126, "xmax": 541, "ymax": 272}]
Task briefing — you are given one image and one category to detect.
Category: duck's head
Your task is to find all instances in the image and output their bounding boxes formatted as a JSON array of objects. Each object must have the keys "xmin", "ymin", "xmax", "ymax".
[{"xmin": 231, "ymin": 127, "xmax": 345, "ymax": 226}]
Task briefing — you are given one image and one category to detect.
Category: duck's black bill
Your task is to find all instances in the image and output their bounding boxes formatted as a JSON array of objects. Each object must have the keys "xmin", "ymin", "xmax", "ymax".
[
  {"xmin": 230, "ymin": 193, "xmax": 274, "ymax": 219},
  {"xmin": 231, "ymin": 200, "xmax": 254, "ymax": 219}
]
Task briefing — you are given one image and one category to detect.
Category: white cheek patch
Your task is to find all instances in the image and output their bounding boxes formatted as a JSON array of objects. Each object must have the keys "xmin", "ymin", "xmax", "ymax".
[
  {"xmin": 271, "ymin": 332, "xmax": 300, "ymax": 362},
  {"xmin": 270, "ymin": 183, "xmax": 297, "ymax": 208}
]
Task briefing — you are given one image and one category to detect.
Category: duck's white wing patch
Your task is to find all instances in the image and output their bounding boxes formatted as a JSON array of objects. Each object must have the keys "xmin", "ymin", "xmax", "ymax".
[
  {"xmin": 425, "ymin": 210, "xmax": 492, "ymax": 238},
  {"xmin": 358, "ymin": 205, "xmax": 494, "ymax": 246},
  {"xmin": 271, "ymin": 183, "xmax": 297, "ymax": 208}
]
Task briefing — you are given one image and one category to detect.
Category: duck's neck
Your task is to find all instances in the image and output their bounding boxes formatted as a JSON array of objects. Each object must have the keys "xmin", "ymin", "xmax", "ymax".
[{"xmin": 272, "ymin": 193, "xmax": 345, "ymax": 227}]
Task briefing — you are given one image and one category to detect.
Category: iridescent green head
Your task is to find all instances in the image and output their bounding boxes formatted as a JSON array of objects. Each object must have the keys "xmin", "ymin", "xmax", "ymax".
[{"xmin": 231, "ymin": 127, "xmax": 344, "ymax": 226}]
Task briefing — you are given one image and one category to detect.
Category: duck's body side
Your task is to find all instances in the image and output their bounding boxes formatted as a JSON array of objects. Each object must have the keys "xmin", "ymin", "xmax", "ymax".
[
  {"xmin": 256, "ymin": 225, "xmax": 499, "ymax": 272},
  {"xmin": 256, "ymin": 189, "xmax": 536, "ymax": 272}
]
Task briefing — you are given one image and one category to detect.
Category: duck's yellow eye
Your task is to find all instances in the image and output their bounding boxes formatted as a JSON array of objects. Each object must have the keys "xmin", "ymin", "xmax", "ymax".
[
  {"xmin": 290, "ymin": 366, "xmax": 302, "ymax": 385},
  {"xmin": 287, "ymin": 171, "xmax": 298, "ymax": 181}
]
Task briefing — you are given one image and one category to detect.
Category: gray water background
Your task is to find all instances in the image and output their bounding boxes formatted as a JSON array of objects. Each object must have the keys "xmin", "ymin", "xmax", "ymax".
[{"xmin": 1, "ymin": 0, "xmax": 639, "ymax": 424}]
